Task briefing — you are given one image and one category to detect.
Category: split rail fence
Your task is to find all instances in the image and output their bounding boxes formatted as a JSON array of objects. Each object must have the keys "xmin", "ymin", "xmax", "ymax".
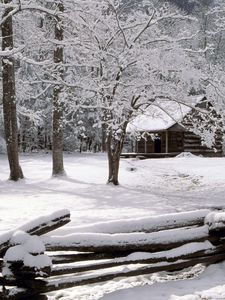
[{"xmin": 1, "ymin": 208, "xmax": 225, "ymax": 299}]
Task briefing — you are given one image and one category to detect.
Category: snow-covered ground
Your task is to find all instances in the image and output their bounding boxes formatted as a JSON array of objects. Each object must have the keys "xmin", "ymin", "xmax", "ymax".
[{"xmin": 1, "ymin": 153, "xmax": 225, "ymax": 299}]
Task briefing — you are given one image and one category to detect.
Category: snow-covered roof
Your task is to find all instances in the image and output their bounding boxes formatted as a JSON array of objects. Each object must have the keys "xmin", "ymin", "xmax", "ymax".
[{"xmin": 127, "ymin": 95, "xmax": 204, "ymax": 133}]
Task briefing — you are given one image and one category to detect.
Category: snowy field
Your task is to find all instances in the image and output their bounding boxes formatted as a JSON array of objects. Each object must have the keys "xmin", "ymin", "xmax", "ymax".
[{"xmin": 1, "ymin": 153, "xmax": 225, "ymax": 299}]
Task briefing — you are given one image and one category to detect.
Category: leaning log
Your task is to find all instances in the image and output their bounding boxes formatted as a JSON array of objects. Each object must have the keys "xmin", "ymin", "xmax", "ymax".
[{"xmin": 0, "ymin": 210, "xmax": 70, "ymax": 257}]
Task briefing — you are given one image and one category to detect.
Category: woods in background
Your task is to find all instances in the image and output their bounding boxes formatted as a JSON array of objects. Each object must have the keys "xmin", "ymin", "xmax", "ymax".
[{"xmin": 0, "ymin": 0, "xmax": 224, "ymax": 184}]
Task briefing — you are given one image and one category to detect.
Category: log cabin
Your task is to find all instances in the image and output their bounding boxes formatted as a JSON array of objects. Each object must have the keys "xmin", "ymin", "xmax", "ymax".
[{"xmin": 124, "ymin": 96, "xmax": 223, "ymax": 158}]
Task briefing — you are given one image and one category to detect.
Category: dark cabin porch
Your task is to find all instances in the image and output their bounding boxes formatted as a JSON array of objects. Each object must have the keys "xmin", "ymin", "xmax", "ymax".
[{"xmin": 135, "ymin": 131, "xmax": 184, "ymax": 154}]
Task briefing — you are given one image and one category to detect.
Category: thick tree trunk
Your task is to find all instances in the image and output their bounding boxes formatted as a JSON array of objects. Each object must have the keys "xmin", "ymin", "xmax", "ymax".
[
  {"xmin": 107, "ymin": 148, "xmax": 120, "ymax": 185},
  {"xmin": 106, "ymin": 119, "xmax": 130, "ymax": 185},
  {"xmin": 52, "ymin": 1, "xmax": 65, "ymax": 176},
  {"xmin": 1, "ymin": 1, "xmax": 24, "ymax": 181},
  {"xmin": 106, "ymin": 131, "xmax": 124, "ymax": 186}
]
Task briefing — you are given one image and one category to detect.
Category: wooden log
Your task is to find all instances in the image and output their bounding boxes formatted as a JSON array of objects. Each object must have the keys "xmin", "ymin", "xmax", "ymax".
[
  {"xmin": 44, "ymin": 225, "xmax": 217, "ymax": 254},
  {"xmin": 51, "ymin": 241, "xmax": 224, "ymax": 276},
  {"xmin": 6, "ymin": 209, "xmax": 70, "ymax": 240},
  {"xmin": 9, "ymin": 278, "xmax": 46, "ymax": 290},
  {"xmin": 42, "ymin": 252, "xmax": 225, "ymax": 293},
  {"xmin": 50, "ymin": 252, "xmax": 128, "ymax": 264},
  {"xmin": 0, "ymin": 210, "xmax": 70, "ymax": 257},
  {"xmin": 63, "ymin": 209, "xmax": 210, "ymax": 234}
]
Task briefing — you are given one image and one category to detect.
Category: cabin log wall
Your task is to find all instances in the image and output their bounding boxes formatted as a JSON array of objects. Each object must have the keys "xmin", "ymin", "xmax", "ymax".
[
  {"xmin": 183, "ymin": 132, "xmax": 223, "ymax": 156},
  {"xmin": 132, "ymin": 130, "xmax": 223, "ymax": 157}
]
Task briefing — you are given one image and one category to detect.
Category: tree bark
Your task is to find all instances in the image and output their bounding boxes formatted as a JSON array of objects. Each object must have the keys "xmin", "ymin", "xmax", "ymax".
[
  {"xmin": 106, "ymin": 132, "xmax": 120, "ymax": 185},
  {"xmin": 1, "ymin": 1, "xmax": 24, "ymax": 181},
  {"xmin": 52, "ymin": 1, "xmax": 65, "ymax": 176},
  {"xmin": 101, "ymin": 123, "xmax": 107, "ymax": 152},
  {"xmin": 106, "ymin": 121, "xmax": 128, "ymax": 185}
]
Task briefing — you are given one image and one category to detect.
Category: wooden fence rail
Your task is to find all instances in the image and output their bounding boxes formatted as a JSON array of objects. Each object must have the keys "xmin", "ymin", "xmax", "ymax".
[{"xmin": 1, "ymin": 209, "xmax": 225, "ymax": 299}]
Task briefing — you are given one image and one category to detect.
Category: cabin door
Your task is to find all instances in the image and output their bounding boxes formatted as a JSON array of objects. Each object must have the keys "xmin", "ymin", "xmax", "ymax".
[{"xmin": 154, "ymin": 138, "xmax": 161, "ymax": 153}]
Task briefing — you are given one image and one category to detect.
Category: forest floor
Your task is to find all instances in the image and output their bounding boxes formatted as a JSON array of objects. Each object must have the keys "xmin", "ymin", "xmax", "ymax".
[{"xmin": 1, "ymin": 152, "xmax": 225, "ymax": 299}]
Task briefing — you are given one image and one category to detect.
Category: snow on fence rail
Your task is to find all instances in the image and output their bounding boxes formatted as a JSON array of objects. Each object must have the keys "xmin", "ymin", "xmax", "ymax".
[
  {"xmin": 0, "ymin": 209, "xmax": 70, "ymax": 257},
  {"xmin": 68, "ymin": 209, "xmax": 211, "ymax": 234},
  {"xmin": 1, "ymin": 209, "xmax": 225, "ymax": 299}
]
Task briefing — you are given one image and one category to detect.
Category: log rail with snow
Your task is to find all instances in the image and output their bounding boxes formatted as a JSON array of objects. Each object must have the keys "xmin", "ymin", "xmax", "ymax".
[{"xmin": 1, "ymin": 209, "xmax": 225, "ymax": 299}]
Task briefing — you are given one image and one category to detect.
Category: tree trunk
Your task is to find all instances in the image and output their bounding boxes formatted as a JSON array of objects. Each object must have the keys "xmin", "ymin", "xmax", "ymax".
[
  {"xmin": 107, "ymin": 144, "xmax": 120, "ymax": 185},
  {"xmin": 52, "ymin": 1, "xmax": 65, "ymax": 176},
  {"xmin": 106, "ymin": 131, "xmax": 124, "ymax": 186},
  {"xmin": 101, "ymin": 123, "xmax": 107, "ymax": 152},
  {"xmin": 1, "ymin": 1, "xmax": 24, "ymax": 181},
  {"xmin": 106, "ymin": 120, "xmax": 130, "ymax": 185}
]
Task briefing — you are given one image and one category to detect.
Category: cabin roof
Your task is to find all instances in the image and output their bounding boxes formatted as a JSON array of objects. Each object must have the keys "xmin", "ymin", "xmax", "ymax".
[{"xmin": 127, "ymin": 95, "xmax": 205, "ymax": 133}]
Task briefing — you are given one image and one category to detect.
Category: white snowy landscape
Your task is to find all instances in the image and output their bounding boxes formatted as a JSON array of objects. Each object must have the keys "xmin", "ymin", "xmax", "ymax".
[
  {"xmin": 1, "ymin": 0, "xmax": 225, "ymax": 299},
  {"xmin": 1, "ymin": 153, "xmax": 225, "ymax": 299}
]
